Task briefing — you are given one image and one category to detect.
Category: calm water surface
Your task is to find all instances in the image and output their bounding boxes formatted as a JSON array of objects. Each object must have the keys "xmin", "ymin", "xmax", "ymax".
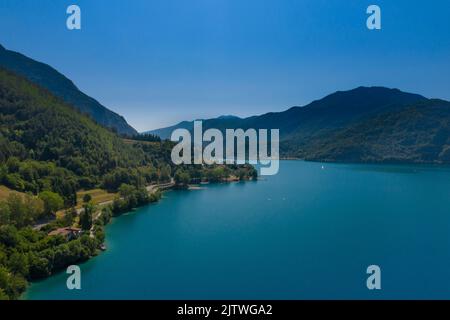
[{"xmin": 26, "ymin": 161, "xmax": 450, "ymax": 299}]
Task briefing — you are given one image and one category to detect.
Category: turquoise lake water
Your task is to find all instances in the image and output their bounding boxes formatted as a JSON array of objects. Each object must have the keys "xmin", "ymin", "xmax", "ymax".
[{"xmin": 26, "ymin": 161, "xmax": 450, "ymax": 299}]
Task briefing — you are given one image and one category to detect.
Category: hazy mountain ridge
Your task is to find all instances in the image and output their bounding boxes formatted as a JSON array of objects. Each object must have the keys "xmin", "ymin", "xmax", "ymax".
[
  {"xmin": 147, "ymin": 87, "xmax": 450, "ymax": 164},
  {"xmin": 301, "ymin": 99, "xmax": 450, "ymax": 163},
  {"xmin": 0, "ymin": 45, "xmax": 137, "ymax": 136}
]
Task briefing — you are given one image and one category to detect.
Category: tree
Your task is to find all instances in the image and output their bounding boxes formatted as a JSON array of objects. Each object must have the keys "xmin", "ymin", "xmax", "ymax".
[
  {"xmin": 0, "ymin": 266, "xmax": 27, "ymax": 299},
  {"xmin": 23, "ymin": 194, "xmax": 45, "ymax": 222},
  {"xmin": 4, "ymin": 173, "xmax": 25, "ymax": 191},
  {"xmin": 0, "ymin": 250, "xmax": 7, "ymax": 266},
  {"xmin": 0, "ymin": 201, "xmax": 11, "ymax": 225},
  {"xmin": 237, "ymin": 168, "xmax": 247, "ymax": 180},
  {"xmin": 208, "ymin": 167, "xmax": 226, "ymax": 182},
  {"xmin": 62, "ymin": 207, "xmax": 77, "ymax": 227},
  {"xmin": 6, "ymin": 157, "xmax": 20, "ymax": 172},
  {"xmin": 80, "ymin": 202, "xmax": 95, "ymax": 231},
  {"xmin": 94, "ymin": 228, "xmax": 105, "ymax": 243},
  {"xmin": 38, "ymin": 191, "xmax": 64, "ymax": 216},
  {"xmin": 0, "ymin": 288, "xmax": 9, "ymax": 300},
  {"xmin": 82, "ymin": 194, "xmax": 92, "ymax": 203},
  {"xmin": 28, "ymin": 254, "xmax": 51, "ymax": 279},
  {"xmin": 100, "ymin": 206, "xmax": 112, "ymax": 225},
  {"xmin": 174, "ymin": 169, "xmax": 191, "ymax": 186},
  {"xmin": 0, "ymin": 267, "xmax": 11, "ymax": 299},
  {"xmin": 4, "ymin": 193, "xmax": 44, "ymax": 227},
  {"xmin": 149, "ymin": 190, "xmax": 162, "ymax": 203},
  {"xmin": 0, "ymin": 225, "xmax": 19, "ymax": 247},
  {"xmin": 159, "ymin": 165, "xmax": 171, "ymax": 183},
  {"xmin": 8, "ymin": 252, "xmax": 29, "ymax": 277},
  {"xmin": 6, "ymin": 193, "xmax": 26, "ymax": 227},
  {"xmin": 118, "ymin": 184, "xmax": 136, "ymax": 198}
]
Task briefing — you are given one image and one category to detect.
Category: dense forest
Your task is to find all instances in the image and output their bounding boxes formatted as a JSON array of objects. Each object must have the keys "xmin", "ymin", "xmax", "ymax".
[
  {"xmin": 300, "ymin": 99, "xmax": 450, "ymax": 163},
  {"xmin": 0, "ymin": 67, "xmax": 257, "ymax": 300},
  {"xmin": 0, "ymin": 44, "xmax": 137, "ymax": 136}
]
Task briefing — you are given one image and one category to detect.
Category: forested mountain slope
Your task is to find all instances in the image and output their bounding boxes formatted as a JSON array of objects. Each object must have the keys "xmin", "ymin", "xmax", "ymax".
[{"xmin": 0, "ymin": 44, "xmax": 137, "ymax": 136}]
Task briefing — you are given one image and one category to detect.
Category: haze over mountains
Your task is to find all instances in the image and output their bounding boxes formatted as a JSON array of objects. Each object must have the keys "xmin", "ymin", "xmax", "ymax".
[
  {"xmin": 0, "ymin": 44, "xmax": 137, "ymax": 136},
  {"xmin": 148, "ymin": 87, "xmax": 450, "ymax": 164}
]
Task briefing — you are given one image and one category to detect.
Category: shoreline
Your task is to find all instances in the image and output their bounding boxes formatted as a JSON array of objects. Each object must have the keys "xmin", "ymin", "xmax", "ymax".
[
  {"xmin": 23, "ymin": 176, "xmax": 255, "ymax": 299},
  {"xmin": 22, "ymin": 161, "xmax": 450, "ymax": 300},
  {"xmin": 23, "ymin": 160, "xmax": 450, "ymax": 299},
  {"xmin": 22, "ymin": 159, "xmax": 450, "ymax": 298},
  {"xmin": 283, "ymin": 157, "xmax": 450, "ymax": 168}
]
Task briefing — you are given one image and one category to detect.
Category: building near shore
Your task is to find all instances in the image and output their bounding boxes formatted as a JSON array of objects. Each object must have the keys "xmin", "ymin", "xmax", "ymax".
[{"xmin": 48, "ymin": 227, "xmax": 82, "ymax": 241}]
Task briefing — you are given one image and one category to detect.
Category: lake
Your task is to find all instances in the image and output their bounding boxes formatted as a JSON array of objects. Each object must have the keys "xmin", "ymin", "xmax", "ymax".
[{"xmin": 26, "ymin": 161, "xmax": 450, "ymax": 299}]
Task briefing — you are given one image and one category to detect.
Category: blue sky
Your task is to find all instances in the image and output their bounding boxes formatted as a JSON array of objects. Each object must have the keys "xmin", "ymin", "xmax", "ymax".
[{"xmin": 0, "ymin": 0, "xmax": 449, "ymax": 131}]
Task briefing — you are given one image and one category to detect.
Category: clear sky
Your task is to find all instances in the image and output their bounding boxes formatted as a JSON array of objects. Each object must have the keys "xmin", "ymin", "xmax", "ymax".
[{"xmin": 1, "ymin": 0, "xmax": 449, "ymax": 131}]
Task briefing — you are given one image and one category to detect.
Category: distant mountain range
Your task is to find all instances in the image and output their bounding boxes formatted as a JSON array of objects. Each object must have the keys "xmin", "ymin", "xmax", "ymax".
[
  {"xmin": 147, "ymin": 87, "xmax": 450, "ymax": 164},
  {"xmin": 0, "ymin": 44, "xmax": 137, "ymax": 136},
  {"xmin": 2, "ymin": 44, "xmax": 449, "ymax": 164}
]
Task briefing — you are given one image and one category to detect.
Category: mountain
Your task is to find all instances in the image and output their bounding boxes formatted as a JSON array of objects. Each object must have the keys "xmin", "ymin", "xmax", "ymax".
[
  {"xmin": 0, "ymin": 66, "xmax": 257, "ymax": 301},
  {"xmin": 0, "ymin": 45, "xmax": 137, "ymax": 136},
  {"xmin": 147, "ymin": 87, "xmax": 450, "ymax": 164},
  {"xmin": 0, "ymin": 67, "xmax": 150, "ymax": 202},
  {"xmin": 302, "ymin": 99, "xmax": 450, "ymax": 163},
  {"xmin": 148, "ymin": 87, "xmax": 425, "ymax": 139},
  {"xmin": 0, "ymin": 67, "xmax": 256, "ymax": 198}
]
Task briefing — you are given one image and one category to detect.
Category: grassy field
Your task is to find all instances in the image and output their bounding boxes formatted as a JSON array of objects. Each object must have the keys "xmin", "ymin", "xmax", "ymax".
[
  {"xmin": 1, "ymin": 185, "xmax": 117, "ymax": 209},
  {"xmin": 54, "ymin": 189, "xmax": 117, "ymax": 219},
  {"xmin": 76, "ymin": 189, "xmax": 118, "ymax": 208},
  {"xmin": 0, "ymin": 185, "xmax": 117, "ymax": 219},
  {"xmin": 0, "ymin": 185, "xmax": 26, "ymax": 201}
]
